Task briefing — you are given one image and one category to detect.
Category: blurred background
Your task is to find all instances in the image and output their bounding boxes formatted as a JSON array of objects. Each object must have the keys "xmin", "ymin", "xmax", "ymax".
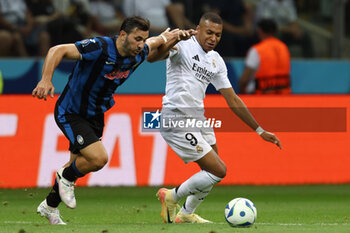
[
  {"xmin": 0, "ymin": 0, "xmax": 349, "ymax": 94},
  {"xmin": 1, "ymin": 0, "xmax": 349, "ymax": 58}
]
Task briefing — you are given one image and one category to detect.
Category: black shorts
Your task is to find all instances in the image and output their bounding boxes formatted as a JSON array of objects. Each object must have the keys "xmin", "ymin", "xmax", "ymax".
[{"xmin": 54, "ymin": 107, "xmax": 104, "ymax": 154}]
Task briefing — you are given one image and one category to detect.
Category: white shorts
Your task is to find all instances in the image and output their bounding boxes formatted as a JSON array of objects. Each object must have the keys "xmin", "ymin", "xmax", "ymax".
[{"xmin": 160, "ymin": 108, "xmax": 216, "ymax": 164}]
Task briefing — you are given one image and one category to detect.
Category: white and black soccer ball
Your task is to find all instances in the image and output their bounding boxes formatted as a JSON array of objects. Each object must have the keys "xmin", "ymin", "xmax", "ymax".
[{"xmin": 224, "ymin": 197, "xmax": 257, "ymax": 227}]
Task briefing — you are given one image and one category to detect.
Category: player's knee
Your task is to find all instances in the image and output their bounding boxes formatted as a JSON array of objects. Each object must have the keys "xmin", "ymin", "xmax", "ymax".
[
  {"xmin": 91, "ymin": 153, "xmax": 108, "ymax": 170},
  {"xmin": 217, "ymin": 163, "xmax": 227, "ymax": 178}
]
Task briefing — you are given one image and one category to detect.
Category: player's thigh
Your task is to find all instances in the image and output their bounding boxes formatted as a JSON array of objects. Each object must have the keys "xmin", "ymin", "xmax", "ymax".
[
  {"xmin": 211, "ymin": 144, "xmax": 218, "ymax": 154},
  {"xmin": 79, "ymin": 140, "xmax": 108, "ymax": 162},
  {"xmin": 55, "ymin": 111, "xmax": 104, "ymax": 155}
]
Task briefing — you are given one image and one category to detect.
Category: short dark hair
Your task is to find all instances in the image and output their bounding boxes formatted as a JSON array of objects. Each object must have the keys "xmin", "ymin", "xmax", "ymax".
[
  {"xmin": 120, "ymin": 16, "xmax": 150, "ymax": 34},
  {"xmin": 257, "ymin": 18, "xmax": 277, "ymax": 35},
  {"xmin": 199, "ymin": 12, "xmax": 223, "ymax": 25}
]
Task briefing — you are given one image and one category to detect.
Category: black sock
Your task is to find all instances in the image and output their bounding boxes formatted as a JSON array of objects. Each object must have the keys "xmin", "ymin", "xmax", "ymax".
[
  {"xmin": 46, "ymin": 181, "xmax": 61, "ymax": 208},
  {"xmin": 62, "ymin": 164, "xmax": 78, "ymax": 182}
]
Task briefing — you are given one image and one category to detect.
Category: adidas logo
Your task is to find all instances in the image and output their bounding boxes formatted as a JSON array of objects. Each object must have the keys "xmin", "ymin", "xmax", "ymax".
[{"xmin": 192, "ymin": 55, "xmax": 200, "ymax": 62}]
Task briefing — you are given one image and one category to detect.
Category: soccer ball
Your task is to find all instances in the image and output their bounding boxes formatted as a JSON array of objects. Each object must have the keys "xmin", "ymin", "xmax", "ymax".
[{"xmin": 224, "ymin": 197, "xmax": 257, "ymax": 227}]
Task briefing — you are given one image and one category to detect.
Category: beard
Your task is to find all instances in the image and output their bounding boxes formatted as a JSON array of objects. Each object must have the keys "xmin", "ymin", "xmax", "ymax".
[
  {"xmin": 121, "ymin": 36, "xmax": 132, "ymax": 56},
  {"xmin": 122, "ymin": 36, "xmax": 140, "ymax": 56}
]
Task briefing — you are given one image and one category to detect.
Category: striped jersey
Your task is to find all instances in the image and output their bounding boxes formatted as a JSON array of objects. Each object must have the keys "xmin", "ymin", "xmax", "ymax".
[{"xmin": 56, "ymin": 36, "xmax": 149, "ymax": 118}]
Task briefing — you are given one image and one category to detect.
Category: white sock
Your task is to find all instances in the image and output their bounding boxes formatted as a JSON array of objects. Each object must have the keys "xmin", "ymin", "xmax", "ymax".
[
  {"xmin": 171, "ymin": 170, "xmax": 222, "ymax": 202},
  {"xmin": 180, "ymin": 185, "xmax": 213, "ymax": 214}
]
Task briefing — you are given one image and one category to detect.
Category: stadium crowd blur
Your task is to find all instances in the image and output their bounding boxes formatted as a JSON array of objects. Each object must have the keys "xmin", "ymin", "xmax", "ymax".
[{"xmin": 0, "ymin": 0, "xmax": 349, "ymax": 58}]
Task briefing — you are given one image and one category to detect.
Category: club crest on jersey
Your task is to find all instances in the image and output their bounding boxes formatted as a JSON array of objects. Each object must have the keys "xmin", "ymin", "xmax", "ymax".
[
  {"xmin": 81, "ymin": 39, "xmax": 96, "ymax": 47},
  {"xmin": 77, "ymin": 135, "xmax": 84, "ymax": 145},
  {"xmin": 104, "ymin": 70, "xmax": 130, "ymax": 80},
  {"xmin": 196, "ymin": 145, "xmax": 203, "ymax": 153}
]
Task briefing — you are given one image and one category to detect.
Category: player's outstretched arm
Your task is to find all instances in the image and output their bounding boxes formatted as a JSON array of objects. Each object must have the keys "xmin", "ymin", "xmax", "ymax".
[
  {"xmin": 32, "ymin": 44, "xmax": 80, "ymax": 100},
  {"xmin": 219, "ymin": 87, "xmax": 282, "ymax": 149},
  {"xmin": 146, "ymin": 28, "xmax": 196, "ymax": 62}
]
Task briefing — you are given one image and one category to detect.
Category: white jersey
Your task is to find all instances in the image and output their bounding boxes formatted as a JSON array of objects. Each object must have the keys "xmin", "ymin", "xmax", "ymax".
[{"xmin": 162, "ymin": 36, "xmax": 232, "ymax": 109}]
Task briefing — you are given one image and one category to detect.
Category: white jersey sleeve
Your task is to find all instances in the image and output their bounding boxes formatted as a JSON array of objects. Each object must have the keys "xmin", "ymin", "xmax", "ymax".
[
  {"xmin": 168, "ymin": 44, "xmax": 181, "ymax": 61},
  {"xmin": 168, "ymin": 48, "xmax": 178, "ymax": 58},
  {"xmin": 210, "ymin": 54, "xmax": 232, "ymax": 91}
]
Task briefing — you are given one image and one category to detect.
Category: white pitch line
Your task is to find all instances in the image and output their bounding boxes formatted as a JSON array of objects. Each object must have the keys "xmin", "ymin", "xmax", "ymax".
[
  {"xmin": 4, "ymin": 221, "xmax": 35, "ymax": 224},
  {"xmin": 258, "ymin": 222, "xmax": 350, "ymax": 226},
  {"xmin": 4, "ymin": 221, "xmax": 349, "ymax": 226},
  {"xmin": 213, "ymin": 222, "xmax": 350, "ymax": 226}
]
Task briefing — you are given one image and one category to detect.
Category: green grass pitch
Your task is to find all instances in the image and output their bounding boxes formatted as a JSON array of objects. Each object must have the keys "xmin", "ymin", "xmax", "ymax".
[{"xmin": 1, "ymin": 185, "xmax": 350, "ymax": 233}]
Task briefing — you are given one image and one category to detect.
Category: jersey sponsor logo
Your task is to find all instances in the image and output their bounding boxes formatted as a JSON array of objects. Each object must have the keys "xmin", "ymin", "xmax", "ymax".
[
  {"xmin": 191, "ymin": 63, "xmax": 215, "ymax": 83},
  {"xmin": 192, "ymin": 55, "xmax": 200, "ymax": 62},
  {"xmin": 105, "ymin": 61, "xmax": 116, "ymax": 65},
  {"xmin": 104, "ymin": 70, "xmax": 130, "ymax": 80}
]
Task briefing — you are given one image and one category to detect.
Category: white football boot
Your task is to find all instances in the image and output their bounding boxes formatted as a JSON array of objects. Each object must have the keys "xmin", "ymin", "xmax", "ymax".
[
  {"xmin": 56, "ymin": 167, "xmax": 76, "ymax": 208},
  {"xmin": 37, "ymin": 200, "xmax": 66, "ymax": 225}
]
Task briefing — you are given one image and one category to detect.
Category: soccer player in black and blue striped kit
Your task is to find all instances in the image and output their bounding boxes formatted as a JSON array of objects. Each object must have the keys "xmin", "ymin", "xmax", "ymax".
[{"xmin": 32, "ymin": 16, "xmax": 196, "ymax": 224}]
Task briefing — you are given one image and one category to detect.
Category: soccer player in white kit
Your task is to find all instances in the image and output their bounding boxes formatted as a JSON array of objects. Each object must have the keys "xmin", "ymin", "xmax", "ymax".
[{"xmin": 156, "ymin": 12, "xmax": 282, "ymax": 223}]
